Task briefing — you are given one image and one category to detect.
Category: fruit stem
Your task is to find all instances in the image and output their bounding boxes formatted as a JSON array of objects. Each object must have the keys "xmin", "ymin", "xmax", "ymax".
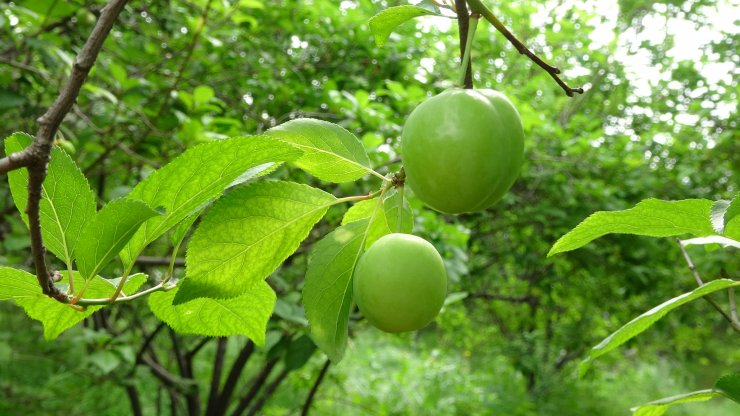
[{"xmin": 457, "ymin": 15, "xmax": 479, "ymax": 87}]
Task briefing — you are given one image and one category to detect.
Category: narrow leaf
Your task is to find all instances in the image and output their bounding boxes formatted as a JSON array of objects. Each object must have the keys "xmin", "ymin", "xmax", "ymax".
[
  {"xmin": 76, "ymin": 199, "xmax": 160, "ymax": 280},
  {"xmin": 680, "ymin": 236, "xmax": 740, "ymax": 250},
  {"xmin": 120, "ymin": 136, "xmax": 301, "ymax": 266},
  {"xmin": 368, "ymin": 5, "xmax": 439, "ymax": 46},
  {"xmin": 266, "ymin": 118, "xmax": 376, "ymax": 183},
  {"xmin": 148, "ymin": 281, "xmax": 275, "ymax": 345},
  {"xmin": 1, "ymin": 269, "xmax": 147, "ymax": 340},
  {"xmin": 5, "ymin": 132, "xmax": 96, "ymax": 264},
  {"xmin": 580, "ymin": 279, "xmax": 740, "ymax": 376},
  {"xmin": 630, "ymin": 390, "xmax": 723, "ymax": 416},
  {"xmin": 176, "ymin": 181, "xmax": 336, "ymax": 303},
  {"xmin": 549, "ymin": 199, "xmax": 715, "ymax": 257},
  {"xmin": 304, "ymin": 219, "xmax": 371, "ymax": 362}
]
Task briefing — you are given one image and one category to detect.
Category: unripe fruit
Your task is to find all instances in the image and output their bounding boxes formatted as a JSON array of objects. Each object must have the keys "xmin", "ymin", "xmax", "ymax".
[
  {"xmin": 401, "ymin": 88, "xmax": 524, "ymax": 214},
  {"xmin": 353, "ymin": 233, "xmax": 447, "ymax": 333}
]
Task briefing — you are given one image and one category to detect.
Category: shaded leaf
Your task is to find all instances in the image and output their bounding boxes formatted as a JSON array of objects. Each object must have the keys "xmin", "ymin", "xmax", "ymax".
[
  {"xmin": 580, "ymin": 279, "xmax": 740, "ymax": 376},
  {"xmin": 630, "ymin": 390, "xmax": 722, "ymax": 416},
  {"xmin": 304, "ymin": 220, "xmax": 370, "ymax": 362},
  {"xmin": 76, "ymin": 199, "xmax": 160, "ymax": 281},
  {"xmin": 715, "ymin": 372, "xmax": 740, "ymax": 403}
]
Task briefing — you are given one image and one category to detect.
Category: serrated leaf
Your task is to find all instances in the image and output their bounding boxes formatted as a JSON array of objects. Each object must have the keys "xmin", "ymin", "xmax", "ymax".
[
  {"xmin": 304, "ymin": 220, "xmax": 371, "ymax": 362},
  {"xmin": 723, "ymin": 194, "xmax": 740, "ymax": 240},
  {"xmin": 5, "ymin": 132, "xmax": 96, "ymax": 265},
  {"xmin": 723, "ymin": 194, "xmax": 740, "ymax": 226},
  {"xmin": 175, "ymin": 181, "xmax": 336, "ymax": 303},
  {"xmin": 715, "ymin": 372, "xmax": 740, "ymax": 403},
  {"xmin": 76, "ymin": 199, "xmax": 160, "ymax": 281},
  {"xmin": 120, "ymin": 136, "xmax": 301, "ymax": 266},
  {"xmin": 148, "ymin": 280, "xmax": 275, "ymax": 345},
  {"xmin": 580, "ymin": 279, "xmax": 740, "ymax": 377},
  {"xmin": 0, "ymin": 268, "xmax": 147, "ymax": 340},
  {"xmin": 368, "ymin": 5, "xmax": 439, "ymax": 46},
  {"xmin": 549, "ymin": 199, "xmax": 715, "ymax": 257},
  {"xmin": 266, "ymin": 118, "xmax": 376, "ymax": 183},
  {"xmin": 630, "ymin": 390, "xmax": 723, "ymax": 416}
]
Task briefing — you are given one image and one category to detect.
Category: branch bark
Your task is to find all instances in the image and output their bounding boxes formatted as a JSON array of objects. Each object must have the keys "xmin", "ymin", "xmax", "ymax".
[
  {"xmin": 465, "ymin": 0, "xmax": 583, "ymax": 96},
  {"xmin": 301, "ymin": 359, "xmax": 331, "ymax": 416},
  {"xmin": 0, "ymin": 0, "xmax": 130, "ymax": 300}
]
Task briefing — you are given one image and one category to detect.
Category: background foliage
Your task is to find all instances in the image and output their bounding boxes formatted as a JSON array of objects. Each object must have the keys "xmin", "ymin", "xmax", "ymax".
[{"xmin": 0, "ymin": 0, "xmax": 737, "ymax": 414}]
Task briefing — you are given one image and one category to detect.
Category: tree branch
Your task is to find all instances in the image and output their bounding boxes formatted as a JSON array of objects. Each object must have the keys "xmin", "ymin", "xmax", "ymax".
[
  {"xmin": 231, "ymin": 358, "xmax": 279, "ymax": 416},
  {"xmin": 301, "ymin": 359, "xmax": 331, "ymax": 416},
  {"xmin": 212, "ymin": 340, "xmax": 256, "ymax": 416},
  {"xmin": 0, "ymin": 0, "xmax": 130, "ymax": 300},
  {"xmin": 205, "ymin": 338, "xmax": 228, "ymax": 416},
  {"xmin": 465, "ymin": 0, "xmax": 583, "ymax": 96}
]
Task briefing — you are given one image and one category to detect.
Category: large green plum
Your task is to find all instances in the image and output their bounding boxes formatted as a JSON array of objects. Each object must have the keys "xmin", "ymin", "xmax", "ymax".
[
  {"xmin": 352, "ymin": 233, "xmax": 447, "ymax": 333},
  {"xmin": 401, "ymin": 88, "xmax": 524, "ymax": 214}
]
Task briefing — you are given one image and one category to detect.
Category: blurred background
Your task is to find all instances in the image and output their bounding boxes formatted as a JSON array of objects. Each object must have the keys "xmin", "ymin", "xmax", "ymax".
[{"xmin": 0, "ymin": 0, "xmax": 738, "ymax": 414}]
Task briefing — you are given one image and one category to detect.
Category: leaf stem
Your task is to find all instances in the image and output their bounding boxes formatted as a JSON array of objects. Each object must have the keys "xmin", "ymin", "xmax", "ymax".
[
  {"xmin": 334, "ymin": 189, "xmax": 384, "ymax": 205},
  {"xmin": 73, "ymin": 281, "xmax": 177, "ymax": 307},
  {"xmin": 457, "ymin": 15, "xmax": 479, "ymax": 87}
]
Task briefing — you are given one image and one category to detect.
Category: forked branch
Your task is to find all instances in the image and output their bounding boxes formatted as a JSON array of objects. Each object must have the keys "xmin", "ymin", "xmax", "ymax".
[{"xmin": 0, "ymin": 0, "xmax": 130, "ymax": 299}]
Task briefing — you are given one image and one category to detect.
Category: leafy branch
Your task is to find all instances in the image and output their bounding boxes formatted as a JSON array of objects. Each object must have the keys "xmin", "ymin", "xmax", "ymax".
[{"xmin": 0, "ymin": 0, "xmax": 130, "ymax": 300}]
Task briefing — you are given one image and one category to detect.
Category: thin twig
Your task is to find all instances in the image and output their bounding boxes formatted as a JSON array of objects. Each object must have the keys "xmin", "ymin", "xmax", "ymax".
[
  {"xmin": 0, "ymin": 0, "xmax": 130, "ymax": 300},
  {"xmin": 301, "ymin": 359, "xmax": 331, "ymax": 416},
  {"xmin": 465, "ymin": 0, "xmax": 583, "ymax": 96},
  {"xmin": 212, "ymin": 340, "xmax": 256, "ymax": 416},
  {"xmin": 677, "ymin": 239, "xmax": 740, "ymax": 332},
  {"xmin": 729, "ymin": 288, "xmax": 738, "ymax": 323}
]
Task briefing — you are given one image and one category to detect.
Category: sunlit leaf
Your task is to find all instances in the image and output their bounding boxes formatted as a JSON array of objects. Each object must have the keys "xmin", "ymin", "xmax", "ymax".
[
  {"xmin": 368, "ymin": 5, "xmax": 439, "ymax": 46},
  {"xmin": 549, "ymin": 199, "xmax": 715, "ymax": 256}
]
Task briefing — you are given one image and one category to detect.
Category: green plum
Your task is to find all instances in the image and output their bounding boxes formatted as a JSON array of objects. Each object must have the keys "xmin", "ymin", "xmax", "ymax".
[
  {"xmin": 401, "ymin": 88, "xmax": 524, "ymax": 214},
  {"xmin": 353, "ymin": 233, "xmax": 447, "ymax": 333}
]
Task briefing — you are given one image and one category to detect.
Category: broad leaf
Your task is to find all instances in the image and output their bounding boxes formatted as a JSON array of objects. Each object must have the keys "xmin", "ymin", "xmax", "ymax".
[
  {"xmin": 76, "ymin": 199, "xmax": 160, "ymax": 281},
  {"xmin": 341, "ymin": 199, "xmax": 376, "ymax": 225},
  {"xmin": 630, "ymin": 390, "xmax": 722, "ymax": 416},
  {"xmin": 5, "ymin": 132, "xmax": 96, "ymax": 265},
  {"xmin": 266, "ymin": 118, "xmax": 377, "ymax": 183},
  {"xmin": 0, "ymin": 268, "xmax": 146, "ymax": 340},
  {"xmin": 175, "ymin": 181, "xmax": 336, "ymax": 303},
  {"xmin": 304, "ymin": 220, "xmax": 371, "ymax": 362},
  {"xmin": 368, "ymin": 5, "xmax": 439, "ymax": 46},
  {"xmin": 580, "ymin": 279, "xmax": 740, "ymax": 376},
  {"xmin": 148, "ymin": 281, "xmax": 275, "ymax": 345},
  {"xmin": 120, "ymin": 136, "xmax": 301, "ymax": 266},
  {"xmin": 549, "ymin": 199, "xmax": 715, "ymax": 256}
]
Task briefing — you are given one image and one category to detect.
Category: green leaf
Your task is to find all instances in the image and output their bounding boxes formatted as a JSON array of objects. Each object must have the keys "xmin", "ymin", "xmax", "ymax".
[
  {"xmin": 368, "ymin": 5, "xmax": 439, "ymax": 46},
  {"xmin": 76, "ymin": 199, "xmax": 160, "ymax": 281},
  {"xmin": 304, "ymin": 219, "xmax": 371, "ymax": 362},
  {"xmin": 266, "ymin": 118, "xmax": 377, "ymax": 183},
  {"xmin": 0, "ymin": 268, "xmax": 147, "ymax": 340},
  {"xmin": 341, "ymin": 189, "xmax": 413, "ymax": 249},
  {"xmin": 284, "ymin": 334, "xmax": 316, "ymax": 370},
  {"xmin": 5, "ymin": 132, "xmax": 96, "ymax": 265},
  {"xmin": 715, "ymin": 372, "xmax": 740, "ymax": 403},
  {"xmin": 722, "ymin": 194, "xmax": 740, "ymax": 240},
  {"xmin": 175, "ymin": 181, "xmax": 336, "ymax": 303},
  {"xmin": 148, "ymin": 281, "xmax": 275, "ymax": 345},
  {"xmin": 630, "ymin": 390, "xmax": 723, "ymax": 416},
  {"xmin": 120, "ymin": 135, "xmax": 301, "ymax": 266},
  {"xmin": 549, "ymin": 199, "xmax": 715, "ymax": 256},
  {"xmin": 580, "ymin": 279, "xmax": 740, "ymax": 376}
]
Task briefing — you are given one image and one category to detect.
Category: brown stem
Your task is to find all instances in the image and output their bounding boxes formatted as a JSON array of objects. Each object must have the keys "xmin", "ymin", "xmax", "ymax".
[
  {"xmin": 0, "ymin": 0, "xmax": 130, "ymax": 300},
  {"xmin": 465, "ymin": 0, "xmax": 583, "ymax": 96},
  {"xmin": 301, "ymin": 359, "xmax": 331, "ymax": 416},
  {"xmin": 204, "ymin": 338, "xmax": 228, "ymax": 416},
  {"xmin": 455, "ymin": 0, "xmax": 473, "ymax": 89},
  {"xmin": 231, "ymin": 358, "xmax": 279, "ymax": 416}
]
